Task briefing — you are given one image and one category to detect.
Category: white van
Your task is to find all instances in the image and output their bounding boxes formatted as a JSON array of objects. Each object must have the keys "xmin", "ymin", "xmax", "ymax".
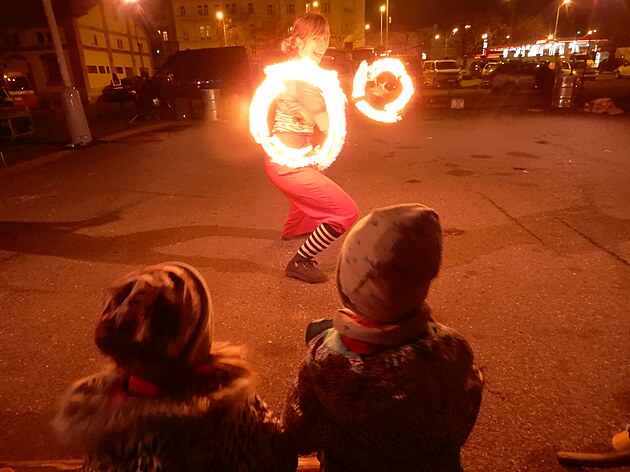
[{"xmin": 422, "ymin": 60, "xmax": 462, "ymax": 88}]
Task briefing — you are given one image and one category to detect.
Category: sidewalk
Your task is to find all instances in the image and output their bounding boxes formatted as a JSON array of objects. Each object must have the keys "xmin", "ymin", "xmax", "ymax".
[{"xmin": 0, "ymin": 101, "xmax": 201, "ymax": 176}]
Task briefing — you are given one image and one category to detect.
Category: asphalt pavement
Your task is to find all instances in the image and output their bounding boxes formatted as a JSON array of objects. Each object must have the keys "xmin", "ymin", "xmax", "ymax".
[{"xmin": 1, "ymin": 85, "xmax": 630, "ymax": 471}]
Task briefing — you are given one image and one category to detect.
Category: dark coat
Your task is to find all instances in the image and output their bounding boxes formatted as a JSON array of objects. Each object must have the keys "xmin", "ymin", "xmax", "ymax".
[
  {"xmin": 283, "ymin": 321, "xmax": 483, "ymax": 472},
  {"xmin": 53, "ymin": 344, "xmax": 297, "ymax": 472}
]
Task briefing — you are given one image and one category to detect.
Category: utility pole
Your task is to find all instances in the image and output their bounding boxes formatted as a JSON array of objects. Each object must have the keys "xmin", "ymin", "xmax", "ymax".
[
  {"xmin": 385, "ymin": 0, "xmax": 389, "ymax": 50},
  {"xmin": 41, "ymin": 0, "xmax": 92, "ymax": 147}
]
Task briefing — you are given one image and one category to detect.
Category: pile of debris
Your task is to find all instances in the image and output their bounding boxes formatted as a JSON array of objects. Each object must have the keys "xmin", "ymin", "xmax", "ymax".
[{"xmin": 583, "ymin": 97, "xmax": 624, "ymax": 115}]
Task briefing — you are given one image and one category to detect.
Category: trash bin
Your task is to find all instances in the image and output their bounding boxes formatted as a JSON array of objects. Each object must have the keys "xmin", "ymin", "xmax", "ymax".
[
  {"xmin": 552, "ymin": 75, "xmax": 579, "ymax": 108},
  {"xmin": 201, "ymin": 89, "xmax": 220, "ymax": 121}
]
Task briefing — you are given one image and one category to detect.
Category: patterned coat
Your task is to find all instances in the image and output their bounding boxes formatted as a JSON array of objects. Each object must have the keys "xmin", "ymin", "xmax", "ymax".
[
  {"xmin": 53, "ymin": 345, "xmax": 297, "ymax": 472},
  {"xmin": 283, "ymin": 321, "xmax": 483, "ymax": 472}
]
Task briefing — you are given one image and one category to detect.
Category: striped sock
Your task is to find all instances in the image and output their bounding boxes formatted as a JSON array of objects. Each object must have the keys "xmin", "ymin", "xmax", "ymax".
[{"xmin": 297, "ymin": 223, "xmax": 341, "ymax": 260}]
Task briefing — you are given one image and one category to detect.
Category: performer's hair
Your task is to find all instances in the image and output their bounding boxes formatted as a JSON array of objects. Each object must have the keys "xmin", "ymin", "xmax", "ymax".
[{"xmin": 281, "ymin": 13, "xmax": 330, "ymax": 54}]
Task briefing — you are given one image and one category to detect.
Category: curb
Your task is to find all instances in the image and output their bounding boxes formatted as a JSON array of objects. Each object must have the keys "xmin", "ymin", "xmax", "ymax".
[
  {"xmin": 0, "ymin": 457, "xmax": 321, "ymax": 471},
  {"xmin": 0, "ymin": 121, "xmax": 195, "ymax": 178}
]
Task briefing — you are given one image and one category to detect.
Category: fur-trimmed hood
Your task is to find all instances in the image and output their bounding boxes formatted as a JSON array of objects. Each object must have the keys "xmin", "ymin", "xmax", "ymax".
[{"xmin": 53, "ymin": 343, "xmax": 255, "ymax": 451}]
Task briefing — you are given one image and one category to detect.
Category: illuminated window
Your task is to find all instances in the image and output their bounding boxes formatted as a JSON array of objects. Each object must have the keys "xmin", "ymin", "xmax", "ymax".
[{"xmin": 161, "ymin": 30, "xmax": 169, "ymax": 41}]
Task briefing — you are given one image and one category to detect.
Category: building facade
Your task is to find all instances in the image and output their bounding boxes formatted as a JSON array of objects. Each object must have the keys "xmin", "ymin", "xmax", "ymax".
[
  {"xmin": 149, "ymin": 0, "xmax": 366, "ymax": 65},
  {"xmin": 0, "ymin": 0, "xmax": 154, "ymax": 104}
]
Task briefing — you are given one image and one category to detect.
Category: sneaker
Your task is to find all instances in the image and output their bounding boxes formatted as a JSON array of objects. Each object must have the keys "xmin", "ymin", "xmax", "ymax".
[{"xmin": 285, "ymin": 254, "xmax": 328, "ymax": 284}]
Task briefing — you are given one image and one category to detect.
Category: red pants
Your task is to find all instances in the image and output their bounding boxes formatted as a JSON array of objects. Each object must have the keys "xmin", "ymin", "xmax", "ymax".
[{"xmin": 264, "ymin": 157, "xmax": 359, "ymax": 238}]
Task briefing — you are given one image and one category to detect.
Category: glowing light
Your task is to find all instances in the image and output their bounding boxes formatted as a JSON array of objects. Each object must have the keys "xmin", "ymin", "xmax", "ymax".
[
  {"xmin": 249, "ymin": 58, "xmax": 347, "ymax": 170},
  {"xmin": 351, "ymin": 58, "xmax": 414, "ymax": 123}
]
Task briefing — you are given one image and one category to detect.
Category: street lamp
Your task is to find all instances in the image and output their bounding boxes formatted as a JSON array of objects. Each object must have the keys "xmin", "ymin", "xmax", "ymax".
[
  {"xmin": 216, "ymin": 10, "xmax": 227, "ymax": 47},
  {"xmin": 385, "ymin": 0, "xmax": 389, "ymax": 50},
  {"xmin": 553, "ymin": 0, "xmax": 571, "ymax": 40},
  {"xmin": 379, "ymin": 5, "xmax": 386, "ymax": 46},
  {"xmin": 509, "ymin": 0, "xmax": 516, "ymax": 44}
]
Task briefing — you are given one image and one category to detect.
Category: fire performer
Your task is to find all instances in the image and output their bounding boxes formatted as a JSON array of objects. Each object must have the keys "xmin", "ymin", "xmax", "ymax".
[{"xmin": 265, "ymin": 12, "xmax": 359, "ymax": 284}]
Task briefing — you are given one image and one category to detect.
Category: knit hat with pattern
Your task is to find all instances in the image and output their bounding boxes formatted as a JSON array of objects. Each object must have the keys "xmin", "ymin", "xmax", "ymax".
[
  {"xmin": 336, "ymin": 203, "xmax": 442, "ymax": 323},
  {"xmin": 95, "ymin": 262, "xmax": 212, "ymax": 373}
]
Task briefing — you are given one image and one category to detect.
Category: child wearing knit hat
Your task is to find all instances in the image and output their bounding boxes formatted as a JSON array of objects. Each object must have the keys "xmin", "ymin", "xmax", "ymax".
[
  {"xmin": 283, "ymin": 204, "xmax": 483, "ymax": 472},
  {"xmin": 53, "ymin": 262, "xmax": 296, "ymax": 471}
]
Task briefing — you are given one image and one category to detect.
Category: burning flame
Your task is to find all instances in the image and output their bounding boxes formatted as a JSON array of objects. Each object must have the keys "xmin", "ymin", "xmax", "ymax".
[
  {"xmin": 249, "ymin": 58, "xmax": 347, "ymax": 170},
  {"xmin": 352, "ymin": 58, "xmax": 415, "ymax": 123}
]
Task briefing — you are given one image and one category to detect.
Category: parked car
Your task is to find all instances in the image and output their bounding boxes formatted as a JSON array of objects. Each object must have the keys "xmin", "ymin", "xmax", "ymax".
[
  {"xmin": 467, "ymin": 58, "xmax": 499, "ymax": 79},
  {"xmin": 351, "ymin": 46, "xmax": 377, "ymax": 71},
  {"xmin": 570, "ymin": 60, "xmax": 598, "ymax": 80},
  {"xmin": 320, "ymin": 48, "xmax": 354, "ymax": 93},
  {"xmin": 2, "ymin": 71, "xmax": 38, "ymax": 109},
  {"xmin": 614, "ymin": 60, "xmax": 630, "ymax": 79},
  {"xmin": 99, "ymin": 76, "xmax": 145, "ymax": 103},
  {"xmin": 162, "ymin": 46, "xmax": 254, "ymax": 99},
  {"xmin": 389, "ymin": 53, "xmax": 423, "ymax": 85},
  {"xmin": 480, "ymin": 60, "xmax": 503, "ymax": 86},
  {"xmin": 0, "ymin": 86, "xmax": 14, "ymax": 109},
  {"xmin": 597, "ymin": 57, "xmax": 622, "ymax": 73},
  {"xmin": 422, "ymin": 60, "xmax": 461, "ymax": 88},
  {"xmin": 489, "ymin": 61, "xmax": 554, "ymax": 94}
]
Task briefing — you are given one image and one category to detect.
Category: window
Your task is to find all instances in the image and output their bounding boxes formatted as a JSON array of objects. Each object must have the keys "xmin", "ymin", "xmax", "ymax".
[
  {"xmin": 266, "ymin": 4, "xmax": 275, "ymax": 14},
  {"xmin": 203, "ymin": 4, "xmax": 209, "ymax": 15},
  {"xmin": 41, "ymin": 53, "xmax": 62, "ymax": 85},
  {"xmin": 161, "ymin": 30, "xmax": 169, "ymax": 41},
  {"xmin": 184, "ymin": 30, "xmax": 190, "ymax": 40},
  {"xmin": 200, "ymin": 25, "xmax": 206, "ymax": 38},
  {"xmin": 247, "ymin": 3, "xmax": 253, "ymax": 13},
  {"xmin": 87, "ymin": 65, "xmax": 98, "ymax": 73},
  {"xmin": 93, "ymin": 34, "xmax": 98, "ymax": 45},
  {"xmin": 116, "ymin": 66, "xmax": 123, "ymax": 73},
  {"xmin": 2, "ymin": 34, "xmax": 20, "ymax": 46},
  {"xmin": 322, "ymin": 2, "xmax": 330, "ymax": 13},
  {"xmin": 230, "ymin": 3, "xmax": 236, "ymax": 13},
  {"xmin": 116, "ymin": 39, "xmax": 124, "ymax": 48},
  {"xmin": 197, "ymin": 4, "xmax": 203, "ymax": 14},
  {"xmin": 36, "ymin": 32, "xmax": 45, "ymax": 44},
  {"xmin": 106, "ymin": 66, "xmax": 110, "ymax": 73},
  {"xmin": 286, "ymin": 3, "xmax": 294, "ymax": 14},
  {"xmin": 98, "ymin": 65, "xmax": 106, "ymax": 73},
  {"xmin": 250, "ymin": 24, "xmax": 255, "ymax": 36},
  {"xmin": 180, "ymin": 5, "xmax": 186, "ymax": 15}
]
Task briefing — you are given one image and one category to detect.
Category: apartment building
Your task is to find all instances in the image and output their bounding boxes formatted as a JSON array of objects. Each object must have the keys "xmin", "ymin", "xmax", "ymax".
[
  {"xmin": 0, "ymin": 0, "xmax": 154, "ymax": 104},
  {"xmin": 149, "ymin": 0, "xmax": 366, "ymax": 64}
]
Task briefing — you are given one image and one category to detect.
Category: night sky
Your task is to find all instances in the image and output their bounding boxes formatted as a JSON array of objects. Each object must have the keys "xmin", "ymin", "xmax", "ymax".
[{"xmin": 365, "ymin": 0, "xmax": 630, "ymax": 43}]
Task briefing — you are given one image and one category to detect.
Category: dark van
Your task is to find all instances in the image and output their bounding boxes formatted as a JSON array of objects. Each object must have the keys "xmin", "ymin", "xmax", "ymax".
[
  {"xmin": 157, "ymin": 46, "xmax": 253, "ymax": 120},
  {"xmin": 162, "ymin": 46, "xmax": 253, "ymax": 98}
]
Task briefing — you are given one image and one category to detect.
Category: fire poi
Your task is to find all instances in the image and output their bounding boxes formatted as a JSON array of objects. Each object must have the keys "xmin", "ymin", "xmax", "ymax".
[
  {"xmin": 249, "ymin": 57, "xmax": 347, "ymax": 170},
  {"xmin": 351, "ymin": 57, "xmax": 415, "ymax": 123}
]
